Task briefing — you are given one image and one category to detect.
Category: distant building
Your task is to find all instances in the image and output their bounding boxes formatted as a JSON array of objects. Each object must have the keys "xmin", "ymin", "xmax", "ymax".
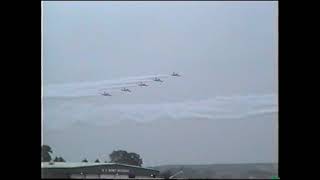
[{"xmin": 41, "ymin": 162, "xmax": 160, "ymax": 179}]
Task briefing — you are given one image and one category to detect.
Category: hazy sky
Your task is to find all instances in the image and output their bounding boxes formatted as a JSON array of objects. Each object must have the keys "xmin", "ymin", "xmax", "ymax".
[{"xmin": 42, "ymin": 1, "xmax": 278, "ymax": 166}]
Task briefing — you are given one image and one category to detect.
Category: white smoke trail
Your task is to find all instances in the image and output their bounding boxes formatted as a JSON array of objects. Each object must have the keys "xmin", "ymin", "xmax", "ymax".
[{"xmin": 44, "ymin": 93, "xmax": 278, "ymax": 130}]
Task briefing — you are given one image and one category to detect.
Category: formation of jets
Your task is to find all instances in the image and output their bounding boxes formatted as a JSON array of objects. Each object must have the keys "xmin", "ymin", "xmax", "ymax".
[{"xmin": 100, "ymin": 72, "xmax": 181, "ymax": 96}]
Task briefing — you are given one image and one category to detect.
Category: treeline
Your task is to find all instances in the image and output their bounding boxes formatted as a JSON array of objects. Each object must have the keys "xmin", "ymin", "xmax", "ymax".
[
  {"xmin": 41, "ymin": 145, "xmax": 65, "ymax": 162},
  {"xmin": 41, "ymin": 145, "xmax": 143, "ymax": 166}
]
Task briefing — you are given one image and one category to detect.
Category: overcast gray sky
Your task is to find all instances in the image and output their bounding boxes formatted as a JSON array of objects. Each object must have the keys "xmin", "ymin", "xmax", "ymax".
[{"xmin": 42, "ymin": 1, "xmax": 278, "ymax": 166}]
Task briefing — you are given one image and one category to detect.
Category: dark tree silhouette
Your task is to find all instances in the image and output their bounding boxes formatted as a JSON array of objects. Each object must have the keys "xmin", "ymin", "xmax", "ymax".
[
  {"xmin": 53, "ymin": 156, "xmax": 66, "ymax": 162},
  {"xmin": 109, "ymin": 150, "xmax": 143, "ymax": 166},
  {"xmin": 53, "ymin": 156, "xmax": 59, "ymax": 162},
  {"xmin": 41, "ymin": 145, "xmax": 53, "ymax": 162},
  {"xmin": 58, "ymin": 157, "xmax": 65, "ymax": 162},
  {"xmin": 95, "ymin": 159, "xmax": 100, "ymax": 163},
  {"xmin": 82, "ymin": 158, "xmax": 88, "ymax": 163}
]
